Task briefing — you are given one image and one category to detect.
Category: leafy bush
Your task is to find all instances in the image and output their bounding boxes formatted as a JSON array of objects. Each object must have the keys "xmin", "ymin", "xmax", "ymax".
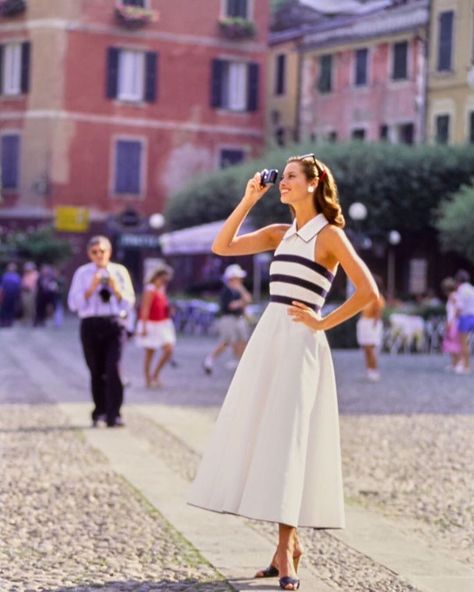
[
  {"xmin": 436, "ymin": 183, "xmax": 474, "ymax": 264},
  {"xmin": 166, "ymin": 143, "xmax": 474, "ymax": 239},
  {"xmin": 0, "ymin": 226, "xmax": 72, "ymax": 265}
]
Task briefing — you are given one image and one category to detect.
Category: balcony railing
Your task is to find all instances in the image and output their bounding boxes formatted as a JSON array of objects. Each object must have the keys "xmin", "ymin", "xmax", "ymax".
[
  {"xmin": 0, "ymin": 0, "xmax": 26, "ymax": 17},
  {"xmin": 218, "ymin": 17, "xmax": 256, "ymax": 40},
  {"xmin": 115, "ymin": 4, "xmax": 159, "ymax": 29}
]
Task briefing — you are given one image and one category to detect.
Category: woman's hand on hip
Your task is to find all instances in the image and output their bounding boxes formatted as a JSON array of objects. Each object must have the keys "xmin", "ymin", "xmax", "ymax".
[{"xmin": 288, "ymin": 301, "xmax": 326, "ymax": 331}]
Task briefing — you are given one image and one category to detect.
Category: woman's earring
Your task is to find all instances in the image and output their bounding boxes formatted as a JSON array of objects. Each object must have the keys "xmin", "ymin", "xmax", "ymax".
[{"xmin": 308, "ymin": 186, "xmax": 315, "ymax": 193}]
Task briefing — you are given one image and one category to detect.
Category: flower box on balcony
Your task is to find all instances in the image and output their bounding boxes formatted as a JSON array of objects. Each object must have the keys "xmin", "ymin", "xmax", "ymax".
[
  {"xmin": 115, "ymin": 5, "xmax": 159, "ymax": 29},
  {"xmin": 218, "ymin": 17, "xmax": 256, "ymax": 40},
  {"xmin": 0, "ymin": 0, "xmax": 26, "ymax": 17}
]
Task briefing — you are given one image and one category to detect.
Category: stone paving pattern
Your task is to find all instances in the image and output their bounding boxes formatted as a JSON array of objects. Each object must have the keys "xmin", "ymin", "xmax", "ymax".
[{"xmin": 1, "ymin": 320, "xmax": 473, "ymax": 591}]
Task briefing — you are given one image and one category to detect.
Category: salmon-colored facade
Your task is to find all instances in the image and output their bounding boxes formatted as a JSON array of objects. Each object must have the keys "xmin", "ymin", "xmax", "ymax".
[{"xmin": 0, "ymin": 0, "xmax": 268, "ymax": 223}]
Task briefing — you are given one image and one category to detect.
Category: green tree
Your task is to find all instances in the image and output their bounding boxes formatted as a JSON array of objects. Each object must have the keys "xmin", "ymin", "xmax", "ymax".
[
  {"xmin": 165, "ymin": 143, "xmax": 474, "ymax": 240},
  {"xmin": 0, "ymin": 227, "xmax": 72, "ymax": 266},
  {"xmin": 436, "ymin": 184, "xmax": 474, "ymax": 264}
]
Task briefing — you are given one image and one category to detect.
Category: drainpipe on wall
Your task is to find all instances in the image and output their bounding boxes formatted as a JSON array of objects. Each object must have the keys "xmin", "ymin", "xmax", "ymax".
[{"xmin": 418, "ymin": 1, "xmax": 432, "ymax": 144}]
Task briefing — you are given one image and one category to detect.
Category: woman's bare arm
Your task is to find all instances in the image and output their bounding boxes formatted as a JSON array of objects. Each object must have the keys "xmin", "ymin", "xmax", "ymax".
[
  {"xmin": 289, "ymin": 226, "xmax": 379, "ymax": 331},
  {"xmin": 212, "ymin": 172, "xmax": 289, "ymax": 256}
]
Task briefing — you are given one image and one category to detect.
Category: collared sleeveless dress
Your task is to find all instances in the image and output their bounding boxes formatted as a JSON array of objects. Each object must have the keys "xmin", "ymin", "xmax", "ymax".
[{"xmin": 188, "ymin": 214, "xmax": 345, "ymax": 528}]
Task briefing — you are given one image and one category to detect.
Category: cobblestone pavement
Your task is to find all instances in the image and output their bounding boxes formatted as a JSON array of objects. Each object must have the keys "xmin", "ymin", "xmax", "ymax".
[
  {"xmin": 0, "ymin": 346, "xmax": 231, "ymax": 592},
  {"xmin": 1, "ymin": 320, "xmax": 473, "ymax": 592}
]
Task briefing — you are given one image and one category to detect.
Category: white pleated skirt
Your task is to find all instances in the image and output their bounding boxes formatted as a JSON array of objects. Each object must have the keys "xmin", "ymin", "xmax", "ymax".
[{"xmin": 188, "ymin": 302, "xmax": 345, "ymax": 528}]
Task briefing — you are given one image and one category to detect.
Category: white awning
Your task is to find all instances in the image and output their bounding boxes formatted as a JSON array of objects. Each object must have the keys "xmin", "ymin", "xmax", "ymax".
[{"xmin": 159, "ymin": 220, "xmax": 255, "ymax": 255}]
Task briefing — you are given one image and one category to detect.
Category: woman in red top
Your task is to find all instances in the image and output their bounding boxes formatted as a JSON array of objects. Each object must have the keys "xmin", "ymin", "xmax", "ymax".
[{"xmin": 135, "ymin": 264, "xmax": 176, "ymax": 387}]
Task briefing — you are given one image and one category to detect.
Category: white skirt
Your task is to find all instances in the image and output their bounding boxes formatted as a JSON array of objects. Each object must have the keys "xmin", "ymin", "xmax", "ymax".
[
  {"xmin": 188, "ymin": 302, "xmax": 345, "ymax": 528},
  {"xmin": 134, "ymin": 319, "xmax": 176, "ymax": 349},
  {"xmin": 356, "ymin": 317, "xmax": 383, "ymax": 347}
]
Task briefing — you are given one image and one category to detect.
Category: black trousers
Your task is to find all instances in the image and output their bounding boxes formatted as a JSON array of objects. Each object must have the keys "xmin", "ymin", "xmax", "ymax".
[{"xmin": 80, "ymin": 316, "xmax": 125, "ymax": 425}]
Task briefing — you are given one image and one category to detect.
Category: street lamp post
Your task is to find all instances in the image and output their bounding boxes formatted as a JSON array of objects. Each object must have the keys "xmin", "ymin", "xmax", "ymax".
[
  {"xmin": 387, "ymin": 230, "xmax": 401, "ymax": 299},
  {"xmin": 347, "ymin": 202, "xmax": 368, "ymax": 297}
]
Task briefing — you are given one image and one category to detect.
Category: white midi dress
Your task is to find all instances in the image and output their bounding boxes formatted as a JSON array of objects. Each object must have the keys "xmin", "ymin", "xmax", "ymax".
[{"xmin": 188, "ymin": 214, "xmax": 345, "ymax": 528}]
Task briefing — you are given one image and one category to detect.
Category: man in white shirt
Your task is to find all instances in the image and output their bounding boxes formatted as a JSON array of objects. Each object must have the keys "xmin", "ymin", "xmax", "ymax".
[
  {"xmin": 454, "ymin": 269, "xmax": 474, "ymax": 374},
  {"xmin": 68, "ymin": 236, "xmax": 135, "ymax": 426}
]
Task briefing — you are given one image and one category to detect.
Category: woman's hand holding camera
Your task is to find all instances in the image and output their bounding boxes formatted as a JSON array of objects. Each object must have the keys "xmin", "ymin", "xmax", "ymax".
[{"xmin": 242, "ymin": 172, "xmax": 271, "ymax": 206}]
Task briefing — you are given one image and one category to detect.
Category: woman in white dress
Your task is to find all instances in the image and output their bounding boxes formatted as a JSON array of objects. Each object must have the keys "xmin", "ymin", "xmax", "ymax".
[{"xmin": 188, "ymin": 154, "xmax": 379, "ymax": 590}]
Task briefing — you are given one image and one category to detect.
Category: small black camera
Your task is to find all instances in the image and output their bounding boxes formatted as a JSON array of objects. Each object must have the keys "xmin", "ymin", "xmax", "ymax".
[
  {"xmin": 260, "ymin": 168, "xmax": 279, "ymax": 187},
  {"xmin": 98, "ymin": 273, "xmax": 111, "ymax": 303}
]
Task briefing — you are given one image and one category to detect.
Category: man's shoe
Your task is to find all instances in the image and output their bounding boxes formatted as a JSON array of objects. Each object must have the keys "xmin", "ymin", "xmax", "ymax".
[
  {"xmin": 92, "ymin": 414, "xmax": 106, "ymax": 428},
  {"xmin": 107, "ymin": 416, "xmax": 125, "ymax": 428}
]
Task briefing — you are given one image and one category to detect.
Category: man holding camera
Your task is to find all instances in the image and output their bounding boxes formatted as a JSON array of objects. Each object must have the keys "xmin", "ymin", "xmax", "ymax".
[{"xmin": 68, "ymin": 236, "xmax": 135, "ymax": 427}]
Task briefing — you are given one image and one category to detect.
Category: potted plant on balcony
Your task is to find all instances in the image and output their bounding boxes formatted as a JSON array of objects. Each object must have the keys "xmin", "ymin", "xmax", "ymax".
[
  {"xmin": 0, "ymin": 0, "xmax": 26, "ymax": 17},
  {"xmin": 115, "ymin": 4, "xmax": 159, "ymax": 29},
  {"xmin": 218, "ymin": 17, "xmax": 256, "ymax": 40}
]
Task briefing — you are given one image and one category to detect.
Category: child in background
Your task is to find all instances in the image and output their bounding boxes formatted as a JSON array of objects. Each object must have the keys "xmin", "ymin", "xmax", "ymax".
[
  {"xmin": 356, "ymin": 275, "xmax": 386, "ymax": 381},
  {"xmin": 441, "ymin": 277, "xmax": 461, "ymax": 371},
  {"xmin": 135, "ymin": 264, "xmax": 176, "ymax": 388}
]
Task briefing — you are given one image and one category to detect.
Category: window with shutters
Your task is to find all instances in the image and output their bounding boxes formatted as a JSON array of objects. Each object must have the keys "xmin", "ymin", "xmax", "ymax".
[
  {"xmin": 121, "ymin": 0, "xmax": 147, "ymax": 6},
  {"xmin": 0, "ymin": 134, "xmax": 20, "ymax": 191},
  {"xmin": 317, "ymin": 55, "xmax": 332, "ymax": 93},
  {"xmin": 275, "ymin": 54, "xmax": 286, "ymax": 96},
  {"xmin": 114, "ymin": 139, "xmax": 143, "ymax": 195},
  {"xmin": 437, "ymin": 11, "xmax": 454, "ymax": 71},
  {"xmin": 354, "ymin": 48, "xmax": 368, "ymax": 86},
  {"xmin": 1, "ymin": 42, "xmax": 31, "ymax": 96},
  {"xmin": 118, "ymin": 50, "xmax": 145, "ymax": 101},
  {"xmin": 352, "ymin": 128, "xmax": 366, "ymax": 141},
  {"xmin": 380, "ymin": 125, "xmax": 389, "ymax": 141},
  {"xmin": 435, "ymin": 114, "xmax": 450, "ymax": 144},
  {"xmin": 220, "ymin": 148, "xmax": 245, "ymax": 168},
  {"xmin": 225, "ymin": 0, "xmax": 248, "ymax": 19},
  {"xmin": 392, "ymin": 41, "xmax": 408, "ymax": 80},
  {"xmin": 107, "ymin": 47, "xmax": 157, "ymax": 103},
  {"xmin": 398, "ymin": 122, "xmax": 414, "ymax": 145},
  {"xmin": 211, "ymin": 59, "xmax": 258, "ymax": 112}
]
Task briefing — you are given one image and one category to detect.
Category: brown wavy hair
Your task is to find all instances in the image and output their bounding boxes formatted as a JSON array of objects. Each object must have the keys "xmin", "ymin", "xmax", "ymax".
[{"xmin": 286, "ymin": 155, "xmax": 345, "ymax": 228}]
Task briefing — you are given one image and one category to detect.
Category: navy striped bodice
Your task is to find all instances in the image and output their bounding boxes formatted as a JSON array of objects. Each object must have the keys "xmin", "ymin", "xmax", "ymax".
[{"xmin": 269, "ymin": 214, "xmax": 334, "ymax": 311}]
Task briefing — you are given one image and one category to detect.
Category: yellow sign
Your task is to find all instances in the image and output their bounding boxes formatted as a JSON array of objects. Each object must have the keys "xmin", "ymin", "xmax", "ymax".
[{"xmin": 54, "ymin": 206, "xmax": 90, "ymax": 233}]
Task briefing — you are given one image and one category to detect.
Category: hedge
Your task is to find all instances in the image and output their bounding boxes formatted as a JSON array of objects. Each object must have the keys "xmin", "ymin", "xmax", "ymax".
[{"xmin": 165, "ymin": 142, "xmax": 474, "ymax": 240}]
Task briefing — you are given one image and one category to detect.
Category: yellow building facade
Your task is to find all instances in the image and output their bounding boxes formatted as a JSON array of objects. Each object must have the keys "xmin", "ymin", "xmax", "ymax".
[
  {"xmin": 266, "ymin": 33, "xmax": 302, "ymax": 146},
  {"xmin": 427, "ymin": 0, "xmax": 474, "ymax": 144}
]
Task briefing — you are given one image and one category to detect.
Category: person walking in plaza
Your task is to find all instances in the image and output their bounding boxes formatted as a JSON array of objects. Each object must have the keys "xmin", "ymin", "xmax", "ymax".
[
  {"xmin": 441, "ymin": 277, "xmax": 461, "ymax": 372},
  {"xmin": 202, "ymin": 264, "xmax": 252, "ymax": 374},
  {"xmin": 356, "ymin": 275, "xmax": 385, "ymax": 381},
  {"xmin": 68, "ymin": 236, "xmax": 135, "ymax": 427},
  {"xmin": 454, "ymin": 269, "xmax": 474, "ymax": 374},
  {"xmin": 188, "ymin": 154, "xmax": 379, "ymax": 590},
  {"xmin": 135, "ymin": 264, "xmax": 176, "ymax": 388},
  {"xmin": 0, "ymin": 262, "xmax": 21, "ymax": 328},
  {"xmin": 20, "ymin": 262, "xmax": 39, "ymax": 326}
]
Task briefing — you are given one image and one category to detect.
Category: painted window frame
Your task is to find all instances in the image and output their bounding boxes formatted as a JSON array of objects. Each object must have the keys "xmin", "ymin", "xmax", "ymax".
[
  {"xmin": 110, "ymin": 136, "xmax": 147, "ymax": 199},
  {"xmin": 353, "ymin": 47, "xmax": 369, "ymax": 87},
  {"xmin": 1, "ymin": 42, "xmax": 22, "ymax": 96},
  {"xmin": 317, "ymin": 54, "xmax": 333, "ymax": 94},
  {"xmin": 391, "ymin": 40, "xmax": 409, "ymax": 81},
  {"xmin": 0, "ymin": 130, "xmax": 21, "ymax": 191},
  {"xmin": 218, "ymin": 145, "xmax": 247, "ymax": 169},
  {"xmin": 117, "ymin": 49, "xmax": 146, "ymax": 102},
  {"xmin": 220, "ymin": 0, "xmax": 253, "ymax": 20},
  {"xmin": 437, "ymin": 10, "xmax": 455, "ymax": 72},
  {"xmin": 117, "ymin": 0, "xmax": 150, "ymax": 8},
  {"xmin": 274, "ymin": 53, "xmax": 286, "ymax": 96},
  {"xmin": 434, "ymin": 113, "xmax": 450, "ymax": 145}
]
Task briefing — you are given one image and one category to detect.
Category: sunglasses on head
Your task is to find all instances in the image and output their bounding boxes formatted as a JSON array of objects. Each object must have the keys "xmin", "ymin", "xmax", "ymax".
[{"xmin": 298, "ymin": 153, "xmax": 327, "ymax": 181}]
